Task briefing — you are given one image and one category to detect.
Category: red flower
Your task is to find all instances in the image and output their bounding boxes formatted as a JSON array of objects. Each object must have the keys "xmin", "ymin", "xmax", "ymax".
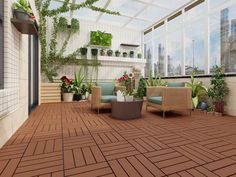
[{"xmin": 60, "ymin": 76, "xmax": 71, "ymax": 85}]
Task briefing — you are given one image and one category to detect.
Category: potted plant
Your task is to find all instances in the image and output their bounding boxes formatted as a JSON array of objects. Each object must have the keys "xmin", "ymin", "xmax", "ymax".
[
  {"xmin": 73, "ymin": 70, "xmax": 84, "ymax": 101},
  {"xmin": 91, "ymin": 48, "xmax": 98, "ymax": 56},
  {"xmin": 137, "ymin": 53, "xmax": 142, "ymax": 59},
  {"xmin": 107, "ymin": 49, "xmax": 113, "ymax": 56},
  {"xmin": 208, "ymin": 66, "xmax": 229, "ymax": 114},
  {"xmin": 100, "ymin": 49, "xmax": 106, "ymax": 56},
  {"xmin": 115, "ymin": 50, "xmax": 121, "ymax": 57},
  {"xmin": 80, "ymin": 47, "xmax": 88, "ymax": 56},
  {"xmin": 137, "ymin": 77, "xmax": 146, "ymax": 99},
  {"xmin": 123, "ymin": 52, "xmax": 128, "ymax": 58},
  {"xmin": 130, "ymin": 51, "xmax": 134, "ymax": 58},
  {"xmin": 86, "ymin": 80, "xmax": 94, "ymax": 101},
  {"xmin": 12, "ymin": 0, "xmax": 33, "ymax": 21},
  {"xmin": 60, "ymin": 76, "xmax": 74, "ymax": 102},
  {"xmin": 81, "ymin": 84, "xmax": 88, "ymax": 100}
]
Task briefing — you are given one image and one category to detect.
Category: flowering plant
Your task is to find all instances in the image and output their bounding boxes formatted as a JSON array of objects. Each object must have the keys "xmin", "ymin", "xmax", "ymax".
[
  {"xmin": 117, "ymin": 71, "xmax": 134, "ymax": 95},
  {"xmin": 60, "ymin": 76, "xmax": 74, "ymax": 93}
]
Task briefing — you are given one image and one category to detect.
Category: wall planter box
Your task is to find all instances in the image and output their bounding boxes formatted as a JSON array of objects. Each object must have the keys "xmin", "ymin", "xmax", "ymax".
[{"xmin": 11, "ymin": 18, "xmax": 38, "ymax": 35}]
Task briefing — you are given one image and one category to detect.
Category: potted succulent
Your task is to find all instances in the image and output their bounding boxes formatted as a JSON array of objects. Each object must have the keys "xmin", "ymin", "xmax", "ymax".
[
  {"xmin": 91, "ymin": 48, "xmax": 98, "ymax": 56},
  {"xmin": 130, "ymin": 51, "xmax": 134, "ymax": 58},
  {"xmin": 100, "ymin": 49, "xmax": 106, "ymax": 56},
  {"xmin": 80, "ymin": 47, "xmax": 88, "ymax": 56},
  {"xmin": 107, "ymin": 49, "xmax": 113, "ymax": 56},
  {"xmin": 137, "ymin": 53, "xmax": 142, "ymax": 59},
  {"xmin": 12, "ymin": 0, "xmax": 33, "ymax": 21},
  {"xmin": 115, "ymin": 50, "xmax": 121, "ymax": 57},
  {"xmin": 73, "ymin": 70, "xmax": 84, "ymax": 101},
  {"xmin": 123, "ymin": 52, "xmax": 128, "ymax": 58},
  {"xmin": 81, "ymin": 84, "xmax": 88, "ymax": 100},
  {"xmin": 60, "ymin": 76, "xmax": 74, "ymax": 102},
  {"xmin": 208, "ymin": 66, "xmax": 229, "ymax": 114}
]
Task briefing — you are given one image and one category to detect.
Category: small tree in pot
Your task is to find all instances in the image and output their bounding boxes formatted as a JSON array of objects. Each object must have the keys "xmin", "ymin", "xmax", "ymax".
[
  {"xmin": 60, "ymin": 76, "xmax": 74, "ymax": 102},
  {"xmin": 208, "ymin": 66, "xmax": 229, "ymax": 114}
]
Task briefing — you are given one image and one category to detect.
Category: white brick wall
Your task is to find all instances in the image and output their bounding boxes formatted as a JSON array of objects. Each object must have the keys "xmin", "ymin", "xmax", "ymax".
[{"xmin": 0, "ymin": 0, "xmax": 38, "ymax": 147}]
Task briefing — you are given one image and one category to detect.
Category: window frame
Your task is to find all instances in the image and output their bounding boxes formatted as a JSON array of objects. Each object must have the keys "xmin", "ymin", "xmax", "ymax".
[{"xmin": 0, "ymin": 0, "xmax": 4, "ymax": 90}]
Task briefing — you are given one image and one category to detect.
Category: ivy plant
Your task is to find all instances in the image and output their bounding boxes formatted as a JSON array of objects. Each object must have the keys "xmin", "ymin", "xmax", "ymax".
[{"xmin": 35, "ymin": 0, "xmax": 119, "ymax": 82}]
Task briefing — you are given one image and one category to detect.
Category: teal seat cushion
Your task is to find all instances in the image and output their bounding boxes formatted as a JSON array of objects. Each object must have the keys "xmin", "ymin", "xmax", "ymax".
[
  {"xmin": 101, "ymin": 95, "xmax": 117, "ymax": 103},
  {"xmin": 167, "ymin": 82, "xmax": 185, "ymax": 87},
  {"xmin": 148, "ymin": 97, "xmax": 162, "ymax": 105},
  {"xmin": 97, "ymin": 82, "xmax": 115, "ymax": 95}
]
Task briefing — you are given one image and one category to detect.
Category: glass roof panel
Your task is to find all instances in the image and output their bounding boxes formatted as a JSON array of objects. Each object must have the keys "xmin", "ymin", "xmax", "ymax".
[
  {"xmin": 153, "ymin": 0, "xmax": 192, "ymax": 10},
  {"xmin": 108, "ymin": 0, "xmax": 146, "ymax": 17},
  {"xmin": 125, "ymin": 19, "xmax": 152, "ymax": 30},
  {"xmin": 73, "ymin": 8, "xmax": 100, "ymax": 21},
  {"xmin": 99, "ymin": 14, "xmax": 131, "ymax": 27},
  {"xmin": 137, "ymin": 5, "xmax": 171, "ymax": 22}
]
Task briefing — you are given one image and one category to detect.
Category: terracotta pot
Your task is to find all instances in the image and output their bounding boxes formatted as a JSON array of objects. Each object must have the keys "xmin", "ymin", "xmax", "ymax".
[
  {"xmin": 63, "ymin": 93, "xmax": 74, "ymax": 102},
  {"xmin": 214, "ymin": 101, "xmax": 224, "ymax": 114}
]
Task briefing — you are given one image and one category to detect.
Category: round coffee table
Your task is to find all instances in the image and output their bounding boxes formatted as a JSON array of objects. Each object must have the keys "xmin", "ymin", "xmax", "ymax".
[{"xmin": 111, "ymin": 99, "xmax": 143, "ymax": 120}]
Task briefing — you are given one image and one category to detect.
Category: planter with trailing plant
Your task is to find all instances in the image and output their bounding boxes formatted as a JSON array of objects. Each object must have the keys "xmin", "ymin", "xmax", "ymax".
[
  {"xmin": 12, "ymin": 0, "xmax": 33, "ymax": 21},
  {"xmin": 60, "ymin": 76, "xmax": 74, "ymax": 102},
  {"xmin": 123, "ymin": 52, "xmax": 128, "ymax": 58},
  {"xmin": 100, "ymin": 49, "xmax": 106, "ymax": 56},
  {"xmin": 137, "ymin": 53, "xmax": 142, "ymax": 59},
  {"xmin": 130, "ymin": 51, "xmax": 134, "ymax": 58},
  {"xmin": 115, "ymin": 50, "xmax": 121, "ymax": 57},
  {"xmin": 107, "ymin": 49, "xmax": 113, "ymax": 56},
  {"xmin": 91, "ymin": 48, "xmax": 98, "ymax": 56},
  {"xmin": 208, "ymin": 66, "xmax": 229, "ymax": 114},
  {"xmin": 73, "ymin": 69, "xmax": 84, "ymax": 101},
  {"xmin": 80, "ymin": 47, "xmax": 88, "ymax": 56}
]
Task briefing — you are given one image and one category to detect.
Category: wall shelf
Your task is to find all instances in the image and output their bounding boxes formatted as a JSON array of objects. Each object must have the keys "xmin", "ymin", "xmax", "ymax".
[
  {"xmin": 120, "ymin": 43, "xmax": 140, "ymax": 47},
  {"xmin": 11, "ymin": 18, "xmax": 38, "ymax": 35}
]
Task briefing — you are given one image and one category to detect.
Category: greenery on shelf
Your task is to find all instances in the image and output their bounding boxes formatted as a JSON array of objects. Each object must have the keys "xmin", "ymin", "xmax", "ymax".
[
  {"xmin": 123, "ymin": 52, "xmax": 127, "ymax": 57},
  {"xmin": 186, "ymin": 72, "xmax": 208, "ymax": 108},
  {"xmin": 107, "ymin": 49, "xmax": 113, "ymax": 56},
  {"xmin": 35, "ymin": 0, "xmax": 119, "ymax": 82},
  {"xmin": 12, "ymin": 0, "xmax": 32, "ymax": 14},
  {"xmin": 90, "ymin": 30, "xmax": 112, "ymax": 46},
  {"xmin": 100, "ymin": 49, "xmax": 106, "ymax": 56},
  {"xmin": 115, "ymin": 50, "xmax": 121, "ymax": 57},
  {"xmin": 145, "ymin": 71, "xmax": 167, "ymax": 87},
  {"xmin": 137, "ymin": 53, "xmax": 142, "ymax": 59}
]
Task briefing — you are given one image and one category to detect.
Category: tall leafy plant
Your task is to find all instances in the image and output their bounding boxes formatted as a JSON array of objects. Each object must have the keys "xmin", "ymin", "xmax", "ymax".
[
  {"xmin": 35, "ymin": 0, "xmax": 119, "ymax": 82},
  {"xmin": 186, "ymin": 72, "xmax": 208, "ymax": 108},
  {"xmin": 145, "ymin": 71, "xmax": 166, "ymax": 87},
  {"xmin": 73, "ymin": 69, "xmax": 85, "ymax": 94},
  {"xmin": 208, "ymin": 66, "xmax": 229, "ymax": 113}
]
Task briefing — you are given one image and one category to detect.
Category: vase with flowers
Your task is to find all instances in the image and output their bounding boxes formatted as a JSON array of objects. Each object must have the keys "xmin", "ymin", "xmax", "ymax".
[{"xmin": 60, "ymin": 76, "xmax": 74, "ymax": 102}]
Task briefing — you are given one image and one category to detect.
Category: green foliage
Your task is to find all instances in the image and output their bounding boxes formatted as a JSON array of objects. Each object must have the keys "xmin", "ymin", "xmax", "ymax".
[
  {"xmin": 186, "ymin": 72, "xmax": 208, "ymax": 108},
  {"xmin": 90, "ymin": 31, "xmax": 112, "ymax": 46},
  {"xmin": 86, "ymin": 79, "xmax": 95, "ymax": 94},
  {"xmin": 73, "ymin": 69, "xmax": 85, "ymax": 94},
  {"xmin": 145, "ymin": 71, "xmax": 167, "ymax": 87},
  {"xmin": 137, "ymin": 53, "xmax": 142, "ymax": 58},
  {"xmin": 35, "ymin": 0, "xmax": 119, "ymax": 82},
  {"xmin": 71, "ymin": 18, "xmax": 80, "ymax": 33},
  {"xmin": 137, "ymin": 77, "xmax": 146, "ymax": 98},
  {"xmin": 107, "ymin": 49, "xmax": 113, "ymax": 56},
  {"xmin": 208, "ymin": 65, "xmax": 229, "ymax": 102},
  {"xmin": 12, "ymin": 0, "xmax": 32, "ymax": 14},
  {"xmin": 81, "ymin": 84, "xmax": 88, "ymax": 95},
  {"xmin": 58, "ymin": 17, "xmax": 68, "ymax": 32}
]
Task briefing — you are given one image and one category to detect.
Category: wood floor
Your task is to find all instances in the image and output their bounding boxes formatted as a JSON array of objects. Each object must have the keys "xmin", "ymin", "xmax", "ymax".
[{"xmin": 0, "ymin": 102, "xmax": 236, "ymax": 177}]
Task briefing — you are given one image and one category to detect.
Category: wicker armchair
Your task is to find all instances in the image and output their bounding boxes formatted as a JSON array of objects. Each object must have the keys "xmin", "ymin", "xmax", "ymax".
[
  {"xmin": 91, "ymin": 83, "xmax": 125, "ymax": 113},
  {"xmin": 146, "ymin": 86, "xmax": 192, "ymax": 118}
]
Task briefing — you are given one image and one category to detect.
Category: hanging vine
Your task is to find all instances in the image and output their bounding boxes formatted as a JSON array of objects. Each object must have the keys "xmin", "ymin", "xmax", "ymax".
[{"xmin": 35, "ymin": 0, "xmax": 119, "ymax": 82}]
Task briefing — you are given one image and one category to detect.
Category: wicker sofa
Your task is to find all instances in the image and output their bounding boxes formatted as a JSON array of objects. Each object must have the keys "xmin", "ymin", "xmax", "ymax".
[
  {"xmin": 146, "ymin": 82, "xmax": 192, "ymax": 118},
  {"xmin": 91, "ymin": 82, "xmax": 125, "ymax": 113}
]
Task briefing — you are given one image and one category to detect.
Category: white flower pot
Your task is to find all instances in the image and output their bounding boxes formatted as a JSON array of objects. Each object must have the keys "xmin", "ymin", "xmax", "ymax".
[
  {"xmin": 88, "ymin": 94, "xmax": 92, "ymax": 101},
  {"xmin": 63, "ymin": 93, "xmax": 74, "ymax": 102},
  {"xmin": 125, "ymin": 95, "xmax": 134, "ymax": 102},
  {"xmin": 82, "ymin": 95, "xmax": 86, "ymax": 100}
]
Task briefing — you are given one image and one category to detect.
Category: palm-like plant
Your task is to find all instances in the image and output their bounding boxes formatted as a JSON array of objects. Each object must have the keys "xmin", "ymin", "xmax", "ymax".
[
  {"xmin": 145, "ymin": 71, "xmax": 166, "ymax": 87},
  {"xmin": 186, "ymin": 72, "xmax": 207, "ymax": 108},
  {"xmin": 73, "ymin": 69, "xmax": 85, "ymax": 94}
]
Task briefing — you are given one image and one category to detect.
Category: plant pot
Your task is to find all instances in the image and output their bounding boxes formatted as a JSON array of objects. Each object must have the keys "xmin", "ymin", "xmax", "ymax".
[
  {"xmin": 85, "ymin": 92, "xmax": 89, "ymax": 100},
  {"xmin": 80, "ymin": 48, "xmax": 88, "ymax": 56},
  {"xmin": 82, "ymin": 95, "xmax": 86, "ymax": 100},
  {"xmin": 63, "ymin": 93, "xmax": 74, "ymax": 102},
  {"xmin": 91, "ymin": 48, "xmax": 98, "ymax": 56},
  {"xmin": 214, "ymin": 101, "xmax": 224, "ymax": 114},
  {"xmin": 125, "ymin": 96, "xmax": 133, "ymax": 102},
  {"xmin": 115, "ymin": 52, "xmax": 120, "ymax": 57},
  {"xmin": 88, "ymin": 94, "xmax": 92, "ymax": 101},
  {"xmin": 14, "ymin": 9, "xmax": 30, "ymax": 21},
  {"xmin": 137, "ymin": 54, "xmax": 142, "ymax": 59},
  {"xmin": 73, "ymin": 93, "xmax": 81, "ymax": 101},
  {"xmin": 198, "ymin": 102, "xmax": 208, "ymax": 111},
  {"xmin": 123, "ymin": 53, "xmax": 128, "ymax": 58},
  {"xmin": 100, "ymin": 50, "xmax": 105, "ymax": 56}
]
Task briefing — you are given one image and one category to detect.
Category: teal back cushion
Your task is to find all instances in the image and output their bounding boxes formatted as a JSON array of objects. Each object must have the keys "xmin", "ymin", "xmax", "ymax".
[
  {"xmin": 167, "ymin": 82, "xmax": 185, "ymax": 87},
  {"xmin": 97, "ymin": 82, "xmax": 115, "ymax": 95}
]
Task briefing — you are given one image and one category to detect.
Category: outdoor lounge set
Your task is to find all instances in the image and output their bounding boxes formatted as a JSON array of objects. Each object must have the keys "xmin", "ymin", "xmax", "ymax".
[{"xmin": 91, "ymin": 82, "xmax": 192, "ymax": 118}]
